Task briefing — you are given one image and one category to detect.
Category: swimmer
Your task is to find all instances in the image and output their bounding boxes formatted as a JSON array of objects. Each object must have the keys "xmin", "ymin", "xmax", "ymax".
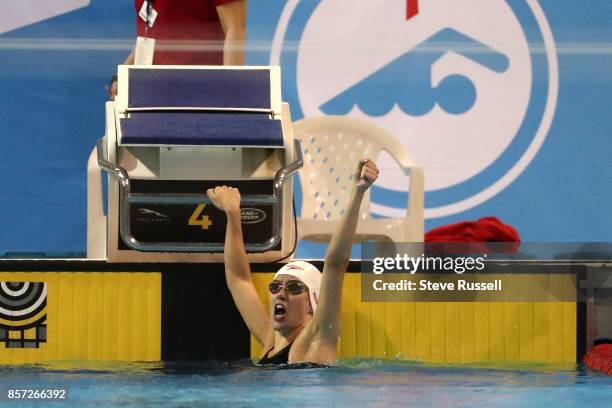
[{"xmin": 207, "ymin": 159, "xmax": 379, "ymax": 365}]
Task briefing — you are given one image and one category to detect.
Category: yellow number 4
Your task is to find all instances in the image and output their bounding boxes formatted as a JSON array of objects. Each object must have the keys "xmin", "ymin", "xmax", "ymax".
[{"xmin": 189, "ymin": 204, "xmax": 213, "ymax": 229}]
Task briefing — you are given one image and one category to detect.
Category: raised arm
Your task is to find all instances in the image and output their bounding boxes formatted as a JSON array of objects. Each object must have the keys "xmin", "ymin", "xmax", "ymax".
[
  {"xmin": 216, "ymin": 0, "xmax": 246, "ymax": 65},
  {"xmin": 207, "ymin": 186, "xmax": 270, "ymax": 345},
  {"xmin": 312, "ymin": 160, "xmax": 379, "ymax": 342}
]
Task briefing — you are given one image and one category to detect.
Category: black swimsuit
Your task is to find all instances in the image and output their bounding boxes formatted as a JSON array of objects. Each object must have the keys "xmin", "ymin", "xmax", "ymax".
[
  {"xmin": 258, "ymin": 343, "xmax": 292, "ymax": 365},
  {"xmin": 257, "ymin": 343, "xmax": 329, "ymax": 368}
]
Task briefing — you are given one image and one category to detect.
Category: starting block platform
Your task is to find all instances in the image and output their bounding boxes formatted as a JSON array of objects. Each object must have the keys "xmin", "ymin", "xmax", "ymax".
[{"xmin": 87, "ymin": 66, "xmax": 301, "ymax": 263}]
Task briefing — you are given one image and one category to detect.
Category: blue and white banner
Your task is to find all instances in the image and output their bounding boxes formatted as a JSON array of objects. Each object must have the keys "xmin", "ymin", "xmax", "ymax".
[
  {"xmin": 251, "ymin": 0, "xmax": 612, "ymax": 249},
  {"xmin": 272, "ymin": 0, "xmax": 556, "ymax": 218},
  {"xmin": 0, "ymin": 1, "xmax": 610, "ymax": 256}
]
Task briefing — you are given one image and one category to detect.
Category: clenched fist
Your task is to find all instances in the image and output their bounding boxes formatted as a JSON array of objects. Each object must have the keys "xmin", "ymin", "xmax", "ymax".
[
  {"xmin": 207, "ymin": 186, "xmax": 241, "ymax": 214},
  {"xmin": 354, "ymin": 159, "xmax": 379, "ymax": 193}
]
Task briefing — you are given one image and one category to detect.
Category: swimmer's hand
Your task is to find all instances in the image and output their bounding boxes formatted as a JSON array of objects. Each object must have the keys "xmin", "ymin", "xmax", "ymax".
[
  {"xmin": 207, "ymin": 186, "xmax": 241, "ymax": 214},
  {"xmin": 354, "ymin": 159, "xmax": 379, "ymax": 193}
]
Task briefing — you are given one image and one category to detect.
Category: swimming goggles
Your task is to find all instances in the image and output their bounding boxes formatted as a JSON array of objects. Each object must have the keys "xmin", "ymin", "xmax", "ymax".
[{"xmin": 268, "ymin": 280, "xmax": 307, "ymax": 295}]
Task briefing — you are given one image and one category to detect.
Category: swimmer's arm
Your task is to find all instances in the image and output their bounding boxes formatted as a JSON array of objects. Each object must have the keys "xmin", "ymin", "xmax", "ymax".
[
  {"xmin": 311, "ymin": 160, "xmax": 379, "ymax": 343},
  {"xmin": 224, "ymin": 210, "xmax": 270, "ymax": 345},
  {"xmin": 208, "ymin": 187, "xmax": 270, "ymax": 345},
  {"xmin": 217, "ymin": 0, "xmax": 246, "ymax": 65}
]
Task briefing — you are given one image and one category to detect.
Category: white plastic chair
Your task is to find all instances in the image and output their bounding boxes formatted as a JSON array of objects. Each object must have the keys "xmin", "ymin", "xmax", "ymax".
[{"xmin": 292, "ymin": 116, "xmax": 424, "ymax": 243}]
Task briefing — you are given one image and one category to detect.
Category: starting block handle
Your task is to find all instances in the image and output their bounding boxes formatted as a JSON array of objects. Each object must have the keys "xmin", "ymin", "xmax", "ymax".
[
  {"xmin": 96, "ymin": 137, "xmax": 303, "ymax": 253},
  {"xmin": 274, "ymin": 139, "xmax": 302, "ymax": 193},
  {"xmin": 97, "ymin": 137, "xmax": 129, "ymax": 191}
]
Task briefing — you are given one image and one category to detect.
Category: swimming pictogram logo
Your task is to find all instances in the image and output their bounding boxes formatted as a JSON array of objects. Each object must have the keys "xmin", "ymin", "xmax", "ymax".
[{"xmin": 272, "ymin": 0, "xmax": 558, "ymax": 218}]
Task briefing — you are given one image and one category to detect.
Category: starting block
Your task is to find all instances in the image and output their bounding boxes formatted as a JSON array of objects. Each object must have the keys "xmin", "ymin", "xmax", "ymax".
[{"xmin": 87, "ymin": 66, "xmax": 302, "ymax": 262}]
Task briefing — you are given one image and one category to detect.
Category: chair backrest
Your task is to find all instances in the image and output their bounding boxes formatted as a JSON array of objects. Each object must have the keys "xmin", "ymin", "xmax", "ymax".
[{"xmin": 293, "ymin": 116, "xmax": 412, "ymax": 221}]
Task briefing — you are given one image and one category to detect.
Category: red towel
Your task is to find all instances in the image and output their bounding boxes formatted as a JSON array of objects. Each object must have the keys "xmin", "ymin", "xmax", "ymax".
[
  {"xmin": 583, "ymin": 343, "xmax": 612, "ymax": 375},
  {"xmin": 426, "ymin": 217, "xmax": 520, "ymax": 242},
  {"xmin": 425, "ymin": 217, "xmax": 520, "ymax": 253}
]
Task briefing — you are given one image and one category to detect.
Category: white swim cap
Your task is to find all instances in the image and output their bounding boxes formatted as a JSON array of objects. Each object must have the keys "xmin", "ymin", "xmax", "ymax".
[{"xmin": 273, "ymin": 261, "xmax": 322, "ymax": 313}]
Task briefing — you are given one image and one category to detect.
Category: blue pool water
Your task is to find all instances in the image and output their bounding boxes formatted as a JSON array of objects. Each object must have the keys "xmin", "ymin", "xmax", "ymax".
[{"xmin": 1, "ymin": 360, "xmax": 612, "ymax": 407}]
